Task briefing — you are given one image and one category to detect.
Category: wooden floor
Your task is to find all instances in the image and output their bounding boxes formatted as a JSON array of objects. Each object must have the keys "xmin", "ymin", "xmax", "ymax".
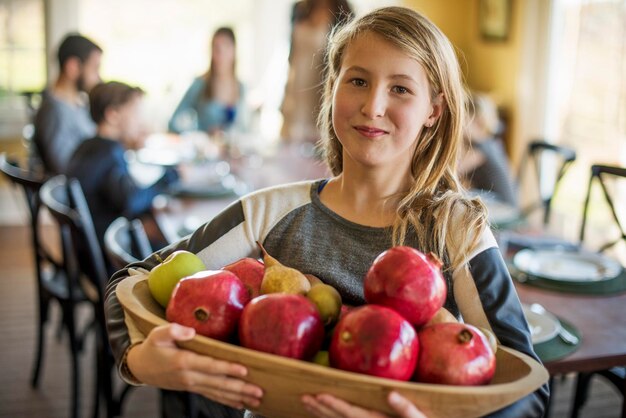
[
  {"xmin": 0, "ymin": 225, "xmax": 159, "ymax": 418},
  {"xmin": 0, "ymin": 175, "xmax": 622, "ymax": 417}
]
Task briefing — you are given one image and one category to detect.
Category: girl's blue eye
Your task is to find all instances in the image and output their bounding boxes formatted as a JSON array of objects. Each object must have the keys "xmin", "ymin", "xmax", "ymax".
[{"xmin": 392, "ymin": 86, "xmax": 410, "ymax": 94}]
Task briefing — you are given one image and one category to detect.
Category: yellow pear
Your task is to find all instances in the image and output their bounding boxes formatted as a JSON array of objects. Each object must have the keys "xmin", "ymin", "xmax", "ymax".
[
  {"xmin": 305, "ymin": 273, "xmax": 324, "ymax": 287},
  {"xmin": 306, "ymin": 283, "xmax": 342, "ymax": 326},
  {"xmin": 257, "ymin": 241, "xmax": 310, "ymax": 295},
  {"xmin": 312, "ymin": 350, "xmax": 330, "ymax": 367},
  {"xmin": 425, "ymin": 307, "xmax": 459, "ymax": 327},
  {"xmin": 477, "ymin": 326, "xmax": 498, "ymax": 353}
]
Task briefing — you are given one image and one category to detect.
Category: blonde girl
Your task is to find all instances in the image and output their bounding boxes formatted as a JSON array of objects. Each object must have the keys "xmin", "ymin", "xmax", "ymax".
[{"xmin": 106, "ymin": 7, "xmax": 548, "ymax": 418}]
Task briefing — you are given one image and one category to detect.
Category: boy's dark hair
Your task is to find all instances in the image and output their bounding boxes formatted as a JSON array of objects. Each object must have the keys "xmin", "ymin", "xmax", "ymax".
[
  {"xmin": 57, "ymin": 33, "xmax": 102, "ymax": 68},
  {"xmin": 89, "ymin": 81, "xmax": 144, "ymax": 124}
]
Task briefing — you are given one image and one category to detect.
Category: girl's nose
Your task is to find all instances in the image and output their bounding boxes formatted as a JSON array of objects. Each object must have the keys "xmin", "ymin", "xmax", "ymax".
[{"xmin": 360, "ymin": 88, "xmax": 386, "ymax": 119}]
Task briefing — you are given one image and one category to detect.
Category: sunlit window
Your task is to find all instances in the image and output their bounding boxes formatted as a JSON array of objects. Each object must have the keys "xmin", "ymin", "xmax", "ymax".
[
  {"xmin": 547, "ymin": 0, "xmax": 625, "ymax": 259},
  {"xmin": 0, "ymin": 0, "xmax": 45, "ymax": 138}
]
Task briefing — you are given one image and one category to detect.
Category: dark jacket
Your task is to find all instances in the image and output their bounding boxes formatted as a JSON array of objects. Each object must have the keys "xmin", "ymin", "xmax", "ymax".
[{"xmin": 67, "ymin": 136, "xmax": 178, "ymax": 250}]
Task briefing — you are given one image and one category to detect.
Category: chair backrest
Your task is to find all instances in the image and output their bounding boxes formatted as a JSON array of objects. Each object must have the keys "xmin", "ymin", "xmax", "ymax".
[
  {"xmin": 580, "ymin": 164, "xmax": 626, "ymax": 252},
  {"xmin": 104, "ymin": 217, "xmax": 153, "ymax": 270},
  {"xmin": 0, "ymin": 153, "xmax": 46, "ymax": 219},
  {"xmin": 0, "ymin": 153, "xmax": 64, "ymax": 274},
  {"xmin": 40, "ymin": 175, "xmax": 110, "ymax": 302},
  {"xmin": 516, "ymin": 140, "xmax": 577, "ymax": 225}
]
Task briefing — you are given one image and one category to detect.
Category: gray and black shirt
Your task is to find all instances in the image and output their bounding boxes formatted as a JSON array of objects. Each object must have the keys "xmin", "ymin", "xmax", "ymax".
[{"xmin": 105, "ymin": 179, "xmax": 548, "ymax": 417}]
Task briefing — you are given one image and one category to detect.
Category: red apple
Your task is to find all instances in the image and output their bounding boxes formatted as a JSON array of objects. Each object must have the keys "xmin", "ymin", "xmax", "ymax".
[
  {"xmin": 223, "ymin": 257, "xmax": 264, "ymax": 298},
  {"xmin": 415, "ymin": 323, "xmax": 496, "ymax": 385},
  {"xmin": 329, "ymin": 305, "xmax": 419, "ymax": 381},
  {"xmin": 166, "ymin": 270, "xmax": 250, "ymax": 341},
  {"xmin": 239, "ymin": 294, "xmax": 324, "ymax": 360},
  {"xmin": 364, "ymin": 246, "xmax": 446, "ymax": 327}
]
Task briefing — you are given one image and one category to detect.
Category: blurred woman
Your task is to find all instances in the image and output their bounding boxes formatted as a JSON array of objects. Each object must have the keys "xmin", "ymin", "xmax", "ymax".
[
  {"xmin": 169, "ymin": 27, "xmax": 248, "ymax": 135},
  {"xmin": 280, "ymin": 0, "xmax": 352, "ymax": 144}
]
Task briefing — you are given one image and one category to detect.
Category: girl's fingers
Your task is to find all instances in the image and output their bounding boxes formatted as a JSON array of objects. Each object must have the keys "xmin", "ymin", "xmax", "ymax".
[
  {"xmin": 198, "ymin": 388, "xmax": 245, "ymax": 410},
  {"xmin": 184, "ymin": 371, "xmax": 263, "ymax": 399},
  {"xmin": 322, "ymin": 394, "xmax": 390, "ymax": 418},
  {"xmin": 302, "ymin": 394, "xmax": 344, "ymax": 418},
  {"xmin": 148, "ymin": 323, "xmax": 195, "ymax": 347},
  {"xmin": 195, "ymin": 386, "xmax": 261, "ymax": 410},
  {"xmin": 187, "ymin": 352, "xmax": 249, "ymax": 378},
  {"xmin": 388, "ymin": 392, "xmax": 427, "ymax": 418}
]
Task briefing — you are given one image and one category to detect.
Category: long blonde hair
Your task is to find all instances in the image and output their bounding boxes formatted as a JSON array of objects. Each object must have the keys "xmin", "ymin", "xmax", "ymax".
[{"xmin": 318, "ymin": 6, "xmax": 487, "ymax": 271}]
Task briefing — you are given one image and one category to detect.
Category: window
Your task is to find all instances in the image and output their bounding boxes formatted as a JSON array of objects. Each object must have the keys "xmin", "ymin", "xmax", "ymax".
[
  {"xmin": 546, "ymin": 0, "xmax": 625, "ymax": 259},
  {"xmin": 0, "ymin": 0, "xmax": 45, "ymax": 138}
]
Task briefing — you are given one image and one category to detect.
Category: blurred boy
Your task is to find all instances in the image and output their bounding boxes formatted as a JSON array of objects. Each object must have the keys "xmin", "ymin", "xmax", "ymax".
[{"xmin": 67, "ymin": 81, "xmax": 178, "ymax": 253}]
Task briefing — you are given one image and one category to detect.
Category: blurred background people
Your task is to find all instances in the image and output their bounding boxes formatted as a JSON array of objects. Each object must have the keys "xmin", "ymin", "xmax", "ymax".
[
  {"xmin": 32, "ymin": 33, "xmax": 102, "ymax": 174},
  {"xmin": 280, "ymin": 0, "xmax": 352, "ymax": 145},
  {"xmin": 458, "ymin": 91, "xmax": 518, "ymax": 208},
  {"xmin": 168, "ymin": 27, "xmax": 248, "ymax": 136},
  {"xmin": 67, "ymin": 81, "xmax": 178, "ymax": 257}
]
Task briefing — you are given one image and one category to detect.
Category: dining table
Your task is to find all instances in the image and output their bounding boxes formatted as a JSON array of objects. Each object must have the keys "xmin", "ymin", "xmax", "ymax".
[
  {"xmin": 515, "ymin": 283, "xmax": 626, "ymax": 375},
  {"xmin": 148, "ymin": 142, "xmax": 330, "ymax": 244}
]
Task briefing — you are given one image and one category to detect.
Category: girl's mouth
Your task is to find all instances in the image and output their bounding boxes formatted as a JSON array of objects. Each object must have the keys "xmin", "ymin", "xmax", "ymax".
[{"xmin": 354, "ymin": 125, "xmax": 388, "ymax": 138}]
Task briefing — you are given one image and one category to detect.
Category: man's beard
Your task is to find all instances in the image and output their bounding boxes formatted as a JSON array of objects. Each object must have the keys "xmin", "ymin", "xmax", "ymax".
[{"xmin": 76, "ymin": 73, "xmax": 87, "ymax": 93}]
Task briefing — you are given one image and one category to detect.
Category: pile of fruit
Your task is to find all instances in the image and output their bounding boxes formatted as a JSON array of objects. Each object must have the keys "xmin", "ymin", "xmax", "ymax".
[{"xmin": 146, "ymin": 244, "xmax": 497, "ymax": 386}]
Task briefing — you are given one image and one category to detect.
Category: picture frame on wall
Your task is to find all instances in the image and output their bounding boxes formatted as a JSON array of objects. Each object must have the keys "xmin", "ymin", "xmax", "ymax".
[{"xmin": 479, "ymin": 0, "xmax": 511, "ymax": 41}]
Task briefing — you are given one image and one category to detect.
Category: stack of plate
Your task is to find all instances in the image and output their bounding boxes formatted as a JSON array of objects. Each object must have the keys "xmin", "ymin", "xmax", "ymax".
[{"xmin": 513, "ymin": 249, "xmax": 623, "ymax": 283}]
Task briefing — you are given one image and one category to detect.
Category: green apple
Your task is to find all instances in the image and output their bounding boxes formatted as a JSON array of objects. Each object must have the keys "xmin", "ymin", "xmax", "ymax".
[{"xmin": 148, "ymin": 250, "xmax": 206, "ymax": 308}]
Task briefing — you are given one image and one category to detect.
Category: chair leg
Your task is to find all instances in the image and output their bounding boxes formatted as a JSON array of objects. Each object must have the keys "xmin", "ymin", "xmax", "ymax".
[
  {"xmin": 545, "ymin": 376, "xmax": 555, "ymax": 418},
  {"xmin": 96, "ymin": 316, "xmax": 116, "ymax": 418},
  {"xmin": 92, "ymin": 342, "xmax": 102, "ymax": 418},
  {"xmin": 65, "ymin": 306, "xmax": 81, "ymax": 418},
  {"xmin": 31, "ymin": 295, "xmax": 49, "ymax": 388},
  {"xmin": 571, "ymin": 372, "xmax": 593, "ymax": 418}
]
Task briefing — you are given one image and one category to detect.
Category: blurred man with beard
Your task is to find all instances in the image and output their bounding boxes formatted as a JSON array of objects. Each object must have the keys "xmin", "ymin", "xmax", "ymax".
[{"xmin": 32, "ymin": 33, "xmax": 102, "ymax": 174}]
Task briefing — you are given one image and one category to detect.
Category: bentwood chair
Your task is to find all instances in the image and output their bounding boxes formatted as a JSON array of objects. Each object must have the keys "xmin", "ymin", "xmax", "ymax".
[
  {"xmin": 516, "ymin": 140, "xmax": 577, "ymax": 226},
  {"xmin": 571, "ymin": 164, "xmax": 626, "ymax": 418},
  {"xmin": 497, "ymin": 140, "xmax": 579, "ymax": 256},
  {"xmin": 104, "ymin": 217, "xmax": 152, "ymax": 271},
  {"xmin": 0, "ymin": 153, "xmax": 92, "ymax": 418},
  {"xmin": 40, "ymin": 175, "xmax": 134, "ymax": 418}
]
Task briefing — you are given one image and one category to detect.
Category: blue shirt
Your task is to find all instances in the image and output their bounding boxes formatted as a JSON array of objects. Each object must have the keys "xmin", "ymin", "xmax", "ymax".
[{"xmin": 168, "ymin": 77, "xmax": 247, "ymax": 134}]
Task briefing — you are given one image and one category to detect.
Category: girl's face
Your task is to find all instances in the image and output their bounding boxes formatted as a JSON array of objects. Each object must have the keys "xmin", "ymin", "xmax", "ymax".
[
  {"xmin": 212, "ymin": 34, "xmax": 235, "ymax": 74},
  {"xmin": 332, "ymin": 31, "xmax": 442, "ymax": 172}
]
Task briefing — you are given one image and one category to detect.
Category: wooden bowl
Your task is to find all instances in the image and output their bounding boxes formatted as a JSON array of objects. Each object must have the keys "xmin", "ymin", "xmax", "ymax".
[{"xmin": 117, "ymin": 274, "xmax": 549, "ymax": 418}]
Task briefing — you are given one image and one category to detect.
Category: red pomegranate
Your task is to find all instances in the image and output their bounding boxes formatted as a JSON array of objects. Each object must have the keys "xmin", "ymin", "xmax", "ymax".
[
  {"xmin": 364, "ymin": 246, "xmax": 446, "ymax": 327},
  {"xmin": 223, "ymin": 257, "xmax": 265, "ymax": 298},
  {"xmin": 415, "ymin": 323, "xmax": 496, "ymax": 385},
  {"xmin": 329, "ymin": 305, "xmax": 419, "ymax": 381},
  {"xmin": 166, "ymin": 270, "xmax": 250, "ymax": 341},
  {"xmin": 239, "ymin": 294, "xmax": 325, "ymax": 360}
]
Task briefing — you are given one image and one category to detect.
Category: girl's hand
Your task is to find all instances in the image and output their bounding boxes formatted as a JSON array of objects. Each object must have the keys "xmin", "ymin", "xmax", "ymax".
[
  {"xmin": 127, "ymin": 323, "xmax": 263, "ymax": 410},
  {"xmin": 302, "ymin": 391, "xmax": 427, "ymax": 418}
]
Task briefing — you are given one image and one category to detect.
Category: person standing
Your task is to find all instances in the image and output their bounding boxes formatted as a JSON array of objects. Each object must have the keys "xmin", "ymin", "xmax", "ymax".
[
  {"xmin": 280, "ymin": 0, "xmax": 352, "ymax": 145},
  {"xmin": 32, "ymin": 33, "xmax": 102, "ymax": 174}
]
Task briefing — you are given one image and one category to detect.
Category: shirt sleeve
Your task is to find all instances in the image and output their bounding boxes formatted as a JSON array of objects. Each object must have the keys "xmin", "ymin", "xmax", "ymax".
[
  {"xmin": 168, "ymin": 78, "xmax": 203, "ymax": 133},
  {"xmin": 104, "ymin": 198, "xmax": 255, "ymax": 378},
  {"xmin": 35, "ymin": 103, "xmax": 67, "ymax": 174},
  {"xmin": 451, "ymin": 227, "xmax": 550, "ymax": 417},
  {"xmin": 99, "ymin": 148, "xmax": 177, "ymax": 218}
]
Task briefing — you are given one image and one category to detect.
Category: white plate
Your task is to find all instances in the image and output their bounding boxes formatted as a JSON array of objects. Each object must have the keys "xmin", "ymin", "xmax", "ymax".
[
  {"xmin": 513, "ymin": 249, "xmax": 622, "ymax": 282},
  {"xmin": 522, "ymin": 304, "xmax": 561, "ymax": 345}
]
